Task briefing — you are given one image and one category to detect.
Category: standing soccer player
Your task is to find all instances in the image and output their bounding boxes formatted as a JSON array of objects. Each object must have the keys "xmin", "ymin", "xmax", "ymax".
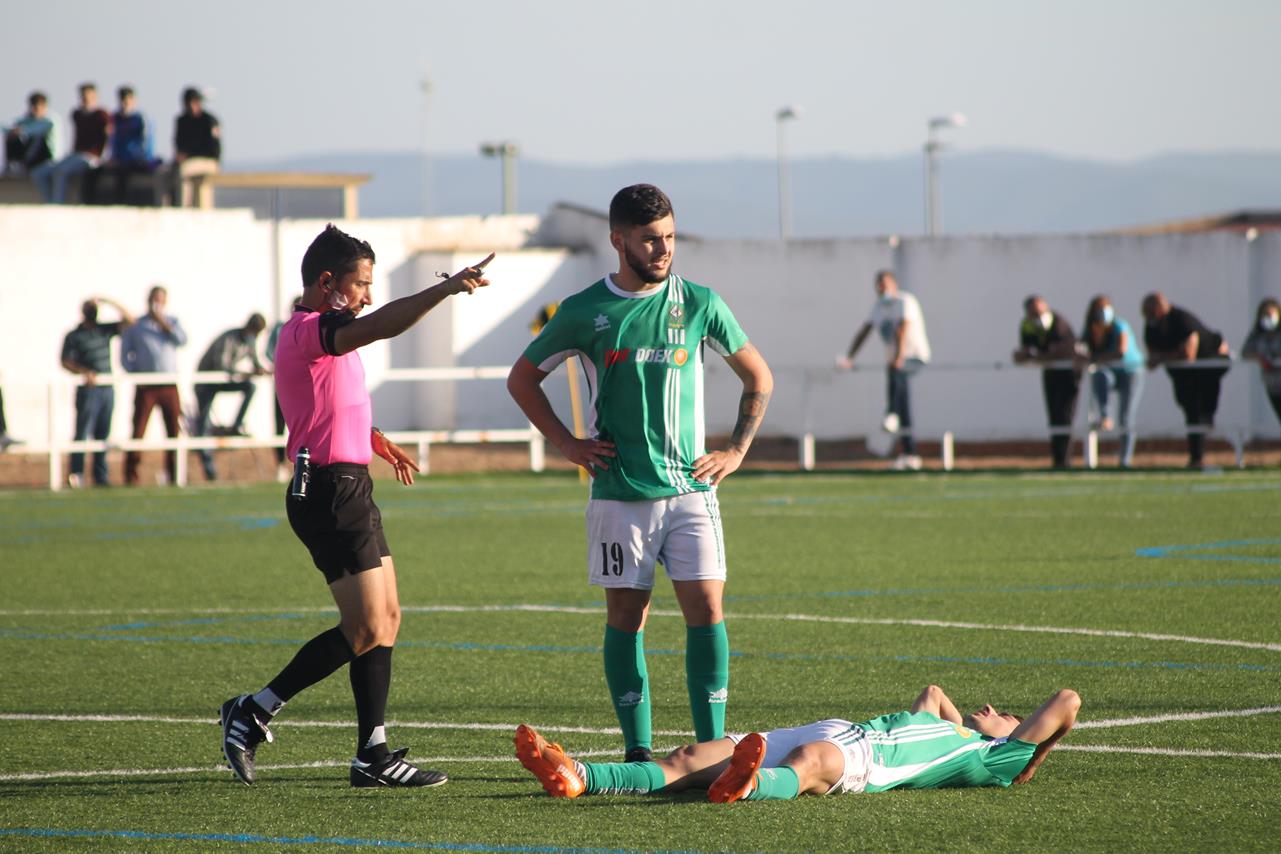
[
  {"xmin": 219, "ymin": 224, "xmax": 492, "ymax": 787},
  {"xmin": 507, "ymin": 184, "xmax": 773, "ymax": 760}
]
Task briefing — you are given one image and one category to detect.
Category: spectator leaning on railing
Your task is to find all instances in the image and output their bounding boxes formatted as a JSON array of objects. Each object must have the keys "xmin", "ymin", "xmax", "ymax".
[
  {"xmin": 1082, "ymin": 295, "xmax": 1145, "ymax": 469},
  {"xmin": 193, "ymin": 313, "xmax": 269, "ymax": 482},
  {"xmin": 60, "ymin": 297, "xmax": 134, "ymax": 488},
  {"xmin": 1013, "ymin": 295, "xmax": 1081, "ymax": 469},
  {"xmin": 1141, "ymin": 291, "xmax": 1230, "ymax": 470},
  {"xmin": 121, "ymin": 285, "xmax": 187, "ymax": 485},
  {"xmin": 1242, "ymin": 297, "xmax": 1281, "ymax": 432}
]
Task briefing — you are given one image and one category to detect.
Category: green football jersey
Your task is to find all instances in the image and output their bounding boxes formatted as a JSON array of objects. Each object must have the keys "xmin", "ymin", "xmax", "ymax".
[
  {"xmin": 522, "ymin": 274, "xmax": 749, "ymax": 501},
  {"xmin": 852, "ymin": 711, "xmax": 1036, "ymax": 791}
]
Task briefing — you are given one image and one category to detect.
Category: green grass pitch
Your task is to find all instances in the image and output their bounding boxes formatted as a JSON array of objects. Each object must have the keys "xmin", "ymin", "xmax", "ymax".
[{"xmin": 1, "ymin": 470, "xmax": 1279, "ymax": 852}]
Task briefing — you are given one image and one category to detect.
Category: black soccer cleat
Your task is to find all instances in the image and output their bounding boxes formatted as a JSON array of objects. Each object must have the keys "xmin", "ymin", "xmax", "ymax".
[
  {"xmin": 624, "ymin": 746, "xmax": 654, "ymax": 763},
  {"xmin": 220, "ymin": 694, "xmax": 274, "ymax": 785},
  {"xmin": 350, "ymin": 747, "xmax": 448, "ymax": 788}
]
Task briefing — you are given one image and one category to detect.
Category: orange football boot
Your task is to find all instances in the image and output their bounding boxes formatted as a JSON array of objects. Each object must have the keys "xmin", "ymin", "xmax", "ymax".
[
  {"xmin": 514, "ymin": 724, "xmax": 586, "ymax": 798},
  {"xmin": 708, "ymin": 731, "xmax": 766, "ymax": 803}
]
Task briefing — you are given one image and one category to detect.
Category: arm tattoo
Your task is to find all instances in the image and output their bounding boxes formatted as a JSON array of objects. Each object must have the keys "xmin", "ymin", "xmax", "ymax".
[{"xmin": 729, "ymin": 390, "xmax": 770, "ymax": 452}]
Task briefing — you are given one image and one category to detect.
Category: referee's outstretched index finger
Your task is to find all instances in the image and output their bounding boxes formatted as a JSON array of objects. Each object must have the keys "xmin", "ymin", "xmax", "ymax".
[{"xmin": 472, "ymin": 252, "xmax": 496, "ymax": 271}]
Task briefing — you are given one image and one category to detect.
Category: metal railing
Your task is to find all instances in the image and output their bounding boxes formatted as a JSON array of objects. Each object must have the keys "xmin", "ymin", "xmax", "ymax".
[{"xmin": 37, "ymin": 367, "xmax": 543, "ymax": 491}]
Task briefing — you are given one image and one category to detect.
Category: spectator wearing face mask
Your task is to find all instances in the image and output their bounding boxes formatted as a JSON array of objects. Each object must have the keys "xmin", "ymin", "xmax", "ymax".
[
  {"xmin": 1141, "ymin": 292, "xmax": 1230, "ymax": 470},
  {"xmin": 1082, "ymin": 295, "xmax": 1145, "ymax": 468},
  {"xmin": 1242, "ymin": 297, "xmax": 1281, "ymax": 433},
  {"xmin": 1013, "ymin": 295, "xmax": 1081, "ymax": 469}
]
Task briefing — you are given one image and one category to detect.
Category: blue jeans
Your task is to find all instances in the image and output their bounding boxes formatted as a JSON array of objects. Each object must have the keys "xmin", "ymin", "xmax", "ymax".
[
  {"xmin": 71, "ymin": 385, "xmax": 115, "ymax": 484},
  {"xmin": 1091, "ymin": 367, "xmax": 1144, "ymax": 466},
  {"xmin": 886, "ymin": 359, "xmax": 924, "ymax": 455},
  {"xmin": 33, "ymin": 154, "xmax": 95, "ymax": 203},
  {"xmin": 194, "ymin": 380, "xmax": 255, "ymax": 479}
]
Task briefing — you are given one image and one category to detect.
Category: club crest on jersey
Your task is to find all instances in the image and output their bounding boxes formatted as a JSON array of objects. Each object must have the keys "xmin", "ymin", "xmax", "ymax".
[
  {"xmin": 594, "ymin": 313, "xmax": 611, "ymax": 332},
  {"xmin": 635, "ymin": 347, "xmax": 689, "ymax": 366},
  {"xmin": 667, "ymin": 303, "xmax": 685, "ymax": 329},
  {"xmin": 954, "ymin": 725, "xmax": 973, "ymax": 738}
]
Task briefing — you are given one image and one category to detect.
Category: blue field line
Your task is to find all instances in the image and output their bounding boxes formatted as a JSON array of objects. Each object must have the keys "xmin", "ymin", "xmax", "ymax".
[
  {"xmin": 1136, "ymin": 539, "xmax": 1281, "ymax": 564},
  {"xmin": 0, "ymin": 627, "xmax": 1273, "ymax": 674},
  {"xmin": 0, "ymin": 828, "xmax": 721, "ymax": 854}
]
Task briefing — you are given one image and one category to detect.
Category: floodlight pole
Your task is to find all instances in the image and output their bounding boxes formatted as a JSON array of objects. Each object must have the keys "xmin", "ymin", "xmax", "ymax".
[
  {"xmin": 923, "ymin": 114, "xmax": 966, "ymax": 237},
  {"xmin": 775, "ymin": 106, "xmax": 801, "ymax": 242},
  {"xmin": 480, "ymin": 141, "xmax": 519, "ymax": 214}
]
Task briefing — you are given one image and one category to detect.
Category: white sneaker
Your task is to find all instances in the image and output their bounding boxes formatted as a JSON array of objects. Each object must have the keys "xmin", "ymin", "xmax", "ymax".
[
  {"xmin": 67, "ymin": 473, "xmax": 84, "ymax": 489},
  {"xmin": 881, "ymin": 412, "xmax": 900, "ymax": 433},
  {"xmin": 891, "ymin": 455, "xmax": 923, "ymax": 472}
]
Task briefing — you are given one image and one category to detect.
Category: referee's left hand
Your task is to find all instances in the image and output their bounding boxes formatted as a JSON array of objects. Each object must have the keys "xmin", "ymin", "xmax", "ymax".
[{"xmin": 373, "ymin": 431, "xmax": 421, "ymax": 486}]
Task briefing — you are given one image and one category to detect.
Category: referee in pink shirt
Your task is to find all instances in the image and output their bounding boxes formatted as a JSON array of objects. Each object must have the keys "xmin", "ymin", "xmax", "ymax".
[{"xmin": 220, "ymin": 224, "xmax": 493, "ymax": 788}]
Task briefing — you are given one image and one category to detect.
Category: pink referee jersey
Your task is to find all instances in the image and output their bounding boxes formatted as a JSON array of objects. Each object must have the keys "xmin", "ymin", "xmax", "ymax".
[{"xmin": 274, "ymin": 307, "xmax": 372, "ymax": 466}]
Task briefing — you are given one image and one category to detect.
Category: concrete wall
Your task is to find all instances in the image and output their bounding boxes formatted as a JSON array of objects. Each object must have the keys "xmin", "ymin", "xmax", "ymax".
[{"xmin": 3, "ymin": 203, "xmax": 1277, "ymax": 454}]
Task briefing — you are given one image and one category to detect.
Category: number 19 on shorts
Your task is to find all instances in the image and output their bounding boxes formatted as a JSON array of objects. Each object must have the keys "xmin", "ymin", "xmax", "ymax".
[{"xmin": 600, "ymin": 542, "xmax": 624, "ymax": 576}]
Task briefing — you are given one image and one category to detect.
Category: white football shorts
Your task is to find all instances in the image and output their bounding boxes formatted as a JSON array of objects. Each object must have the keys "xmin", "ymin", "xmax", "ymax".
[
  {"xmin": 730, "ymin": 719, "xmax": 872, "ymax": 795},
  {"xmin": 585, "ymin": 490, "xmax": 727, "ymax": 589}
]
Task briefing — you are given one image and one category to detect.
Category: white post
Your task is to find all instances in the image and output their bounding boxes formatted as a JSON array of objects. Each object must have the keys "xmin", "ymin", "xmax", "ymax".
[
  {"xmin": 1233, "ymin": 429, "xmax": 1245, "ymax": 469},
  {"xmin": 1085, "ymin": 430, "xmax": 1099, "ymax": 470},
  {"xmin": 418, "ymin": 440, "xmax": 431, "ymax": 476},
  {"xmin": 529, "ymin": 427, "xmax": 544, "ymax": 472},
  {"xmin": 800, "ymin": 432, "xmax": 815, "ymax": 471},
  {"xmin": 48, "ymin": 380, "xmax": 62, "ymax": 491},
  {"xmin": 942, "ymin": 430, "xmax": 954, "ymax": 471}
]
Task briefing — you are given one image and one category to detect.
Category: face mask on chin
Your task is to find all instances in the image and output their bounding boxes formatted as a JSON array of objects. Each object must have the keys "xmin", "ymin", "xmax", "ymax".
[
  {"xmin": 1039, "ymin": 311, "xmax": 1054, "ymax": 331},
  {"xmin": 1262, "ymin": 313, "xmax": 1280, "ymax": 332},
  {"xmin": 1101, "ymin": 305, "xmax": 1115, "ymax": 325},
  {"xmin": 325, "ymin": 287, "xmax": 349, "ymax": 311}
]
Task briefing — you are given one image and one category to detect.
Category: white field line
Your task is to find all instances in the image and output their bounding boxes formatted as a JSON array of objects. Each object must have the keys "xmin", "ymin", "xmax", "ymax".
[
  {"xmin": 1057, "ymin": 745, "xmax": 1281, "ymax": 760},
  {"xmin": 2, "ymin": 602, "xmax": 1277, "ymax": 653},
  {"xmin": 0, "ymin": 712, "xmax": 691, "ymax": 738},
  {"xmin": 5, "ymin": 741, "xmax": 1279, "ymax": 783},
  {"xmin": 0, "ymin": 747, "xmax": 652, "ymax": 783},
  {"xmin": 1075, "ymin": 705, "xmax": 1281, "ymax": 729}
]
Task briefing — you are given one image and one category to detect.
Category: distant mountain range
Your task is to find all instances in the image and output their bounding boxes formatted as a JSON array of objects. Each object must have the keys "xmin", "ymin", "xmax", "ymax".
[{"xmin": 229, "ymin": 149, "xmax": 1281, "ymax": 238}]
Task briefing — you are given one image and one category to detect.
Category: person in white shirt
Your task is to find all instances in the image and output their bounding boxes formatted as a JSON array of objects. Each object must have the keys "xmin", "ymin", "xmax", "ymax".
[{"xmin": 838, "ymin": 271, "xmax": 931, "ymax": 470}]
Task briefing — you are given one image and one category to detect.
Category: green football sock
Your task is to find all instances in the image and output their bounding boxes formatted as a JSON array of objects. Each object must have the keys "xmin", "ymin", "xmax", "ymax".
[
  {"xmin": 744, "ymin": 766, "xmax": 801, "ymax": 801},
  {"xmin": 582, "ymin": 760, "xmax": 667, "ymax": 795},
  {"xmin": 685, "ymin": 621, "xmax": 729, "ymax": 741},
  {"xmin": 603, "ymin": 625, "xmax": 651, "ymax": 751}
]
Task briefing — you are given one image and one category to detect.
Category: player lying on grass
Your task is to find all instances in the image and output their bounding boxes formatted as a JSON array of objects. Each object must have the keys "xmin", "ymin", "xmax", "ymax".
[{"xmin": 515, "ymin": 684, "xmax": 1079, "ymax": 801}]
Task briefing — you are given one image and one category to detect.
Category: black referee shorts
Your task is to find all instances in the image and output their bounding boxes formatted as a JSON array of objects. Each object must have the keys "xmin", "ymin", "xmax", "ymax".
[{"xmin": 286, "ymin": 463, "xmax": 391, "ymax": 584}]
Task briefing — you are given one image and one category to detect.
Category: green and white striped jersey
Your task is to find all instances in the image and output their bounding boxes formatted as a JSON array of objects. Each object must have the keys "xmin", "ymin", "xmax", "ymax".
[
  {"xmin": 853, "ymin": 711, "xmax": 1036, "ymax": 791},
  {"xmin": 523, "ymin": 274, "xmax": 749, "ymax": 501}
]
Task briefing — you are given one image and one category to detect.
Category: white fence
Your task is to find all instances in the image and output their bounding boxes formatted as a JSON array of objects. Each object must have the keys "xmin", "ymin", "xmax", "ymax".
[
  {"xmin": 22, "ymin": 356, "xmax": 1272, "ymax": 491},
  {"xmin": 36, "ymin": 368, "xmax": 543, "ymax": 491}
]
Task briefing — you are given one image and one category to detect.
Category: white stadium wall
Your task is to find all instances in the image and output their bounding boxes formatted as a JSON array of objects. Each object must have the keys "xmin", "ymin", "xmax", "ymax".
[{"xmin": 3, "ymin": 204, "xmax": 1278, "ymax": 456}]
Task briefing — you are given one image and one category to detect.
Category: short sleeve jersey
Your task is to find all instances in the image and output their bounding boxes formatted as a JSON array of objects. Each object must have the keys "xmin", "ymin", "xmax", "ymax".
[
  {"xmin": 1144, "ymin": 306, "xmax": 1223, "ymax": 360},
  {"xmin": 273, "ymin": 306, "xmax": 372, "ymax": 466},
  {"xmin": 1089, "ymin": 317, "xmax": 1145, "ymax": 371},
  {"xmin": 856, "ymin": 710, "xmax": 1036, "ymax": 791},
  {"xmin": 62, "ymin": 322, "xmax": 123, "ymax": 374},
  {"xmin": 522, "ymin": 274, "xmax": 749, "ymax": 501},
  {"xmin": 865, "ymin": 292, "xmax": 931, "ymax": 362}
]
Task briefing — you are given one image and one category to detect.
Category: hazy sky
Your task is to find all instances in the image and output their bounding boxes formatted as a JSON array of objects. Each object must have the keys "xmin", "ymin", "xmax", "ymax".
[{"xmin": 5, "ymin": 0, "xmax": 1277, "ymax": 165}]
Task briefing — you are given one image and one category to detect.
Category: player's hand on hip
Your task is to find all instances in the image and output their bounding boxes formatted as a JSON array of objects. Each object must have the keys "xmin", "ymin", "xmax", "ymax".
[
  {"xmin": 834, "ymin": 355, "xmax": 853, "ymax": 371},
  {"xmin": 442, "ymin": 253, "xmax": 495, "ymax": 296},
  {"xmin": 559, "ymin": 437, "xmax": 615, "ymax": 476},
  {"xmin": 692, "ymin": 448, "xmax": 744, "ymax": 486}
]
